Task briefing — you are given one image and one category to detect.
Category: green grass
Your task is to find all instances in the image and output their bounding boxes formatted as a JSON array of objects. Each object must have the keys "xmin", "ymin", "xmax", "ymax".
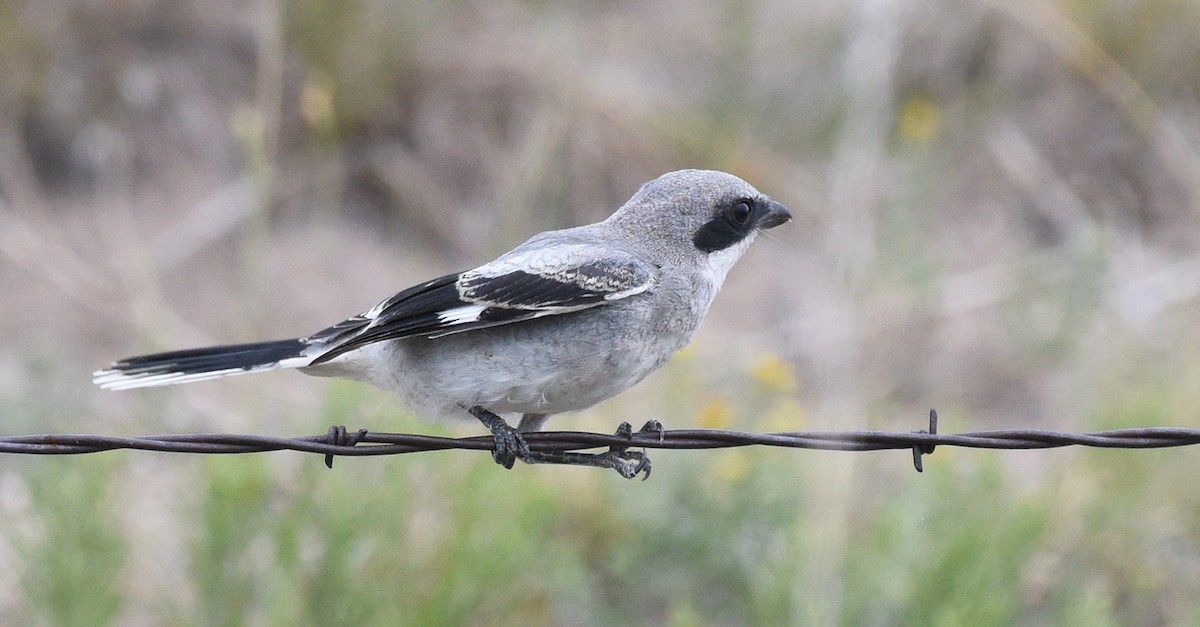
[
  {"xmin": 7, "ymin": 359, "xmax": 1200, "ymax": 625},
  {"xmin": 18, "ymin": 456, "xmax": 127, "ymax": 626}
]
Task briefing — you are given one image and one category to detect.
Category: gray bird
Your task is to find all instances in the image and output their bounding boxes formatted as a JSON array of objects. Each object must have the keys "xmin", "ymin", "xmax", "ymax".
[{"xmin": 94, "ymin": 169, "xmax": 791, "ymax": 478}]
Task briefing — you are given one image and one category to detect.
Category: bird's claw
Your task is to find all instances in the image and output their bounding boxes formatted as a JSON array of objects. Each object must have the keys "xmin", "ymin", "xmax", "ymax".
[
  {"xmin": 611, "ymin": 419, "xmax": 664, "ymax": 444},
  {"xmin": 470, "ymin": 406, "xmax": 530, "ymax": 470},
  {"xmin": 638, "ymin": 419, "xmax": 665, "ymax": 442},
  {"xmin": 605, "ymin": 421, "xmax": 654, "ymax": 480},
  {"xmin": 609, "ymin": 449, "xmax": 652, "ymax": 480},
  {"xmin": 490, "ymin": 425, "xmax": 530, "ymax": 470}
]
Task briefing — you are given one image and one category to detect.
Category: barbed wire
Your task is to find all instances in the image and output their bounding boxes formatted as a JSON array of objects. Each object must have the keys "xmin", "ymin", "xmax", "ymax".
[{"xmin": 3, "ymin": 411, "xmax": 1199, "ymax": 473}]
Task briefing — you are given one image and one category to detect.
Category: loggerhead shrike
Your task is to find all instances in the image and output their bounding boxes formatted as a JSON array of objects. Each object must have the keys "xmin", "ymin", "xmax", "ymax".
[{"xmin": 95, "ymin": 169, "xmax": 791, "ymax": 478}]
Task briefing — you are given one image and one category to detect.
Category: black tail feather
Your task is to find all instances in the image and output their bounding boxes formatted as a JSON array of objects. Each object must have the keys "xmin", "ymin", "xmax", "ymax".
[{"xmin": 95, "ymin": 339, "xmax": 308, "ymax": 389}]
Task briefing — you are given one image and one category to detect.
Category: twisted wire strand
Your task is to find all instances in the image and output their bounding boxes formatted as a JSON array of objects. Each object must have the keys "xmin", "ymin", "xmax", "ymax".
[{"xmin": 3, "ymin": 409, "xmax": 1197, "ymax": 473}]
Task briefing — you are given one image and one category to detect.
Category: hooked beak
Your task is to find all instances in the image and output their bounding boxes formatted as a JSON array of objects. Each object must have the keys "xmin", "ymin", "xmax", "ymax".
[{"xmin": 758, "ymin": 199, "xmax": 792, "ymax": 229}]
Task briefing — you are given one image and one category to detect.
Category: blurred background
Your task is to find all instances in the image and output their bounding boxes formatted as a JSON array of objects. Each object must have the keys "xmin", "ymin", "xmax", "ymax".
[{"xmin": 2, "ymin": 0, "xmax": 1200, "ymax": 623}]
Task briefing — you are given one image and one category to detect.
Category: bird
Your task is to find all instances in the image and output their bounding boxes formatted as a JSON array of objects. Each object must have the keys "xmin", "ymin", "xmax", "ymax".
[{"xmin": 94, "ymin": 169, "xmax": 792, "ymax": 478}]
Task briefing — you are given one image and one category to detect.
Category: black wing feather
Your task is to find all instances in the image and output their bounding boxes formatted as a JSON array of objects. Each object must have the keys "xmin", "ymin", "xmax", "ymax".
[
  {"xmin": 461, "ymin": 257, "xmax": 651, "ymax": 308},
  {"xmin": 462, "ymin": 270, "xmax": 602, "ymax": 308},
  {"xmin": 305, "ymin": 273, "xmax": 464, "ymax": 362},
  {"xmin": 309, "ymin": 255, "xmax": 653, "ymax": 365}
]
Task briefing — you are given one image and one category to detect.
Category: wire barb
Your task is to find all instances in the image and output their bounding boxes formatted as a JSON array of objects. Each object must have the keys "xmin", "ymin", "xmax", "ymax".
[
  {"xmin": 911, "ymin": 409, "xmax": 939, "ymax": 473},
  {"xmin": 323, "ymin": 426, "xmax": 368, "ymax": 468}
]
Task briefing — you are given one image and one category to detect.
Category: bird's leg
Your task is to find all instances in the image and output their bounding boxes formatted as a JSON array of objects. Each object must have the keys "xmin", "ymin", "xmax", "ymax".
[
  {"xmin": 470, "ymin": 407, "xmax": 660, "ymax": 479},
  {"xmin": 517, "ymin": 413, "xmax": 551, "ymax": 433}
]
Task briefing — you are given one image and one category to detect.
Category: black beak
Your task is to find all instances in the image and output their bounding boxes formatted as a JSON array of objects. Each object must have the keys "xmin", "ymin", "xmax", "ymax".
[{"xmin": 758, "ymin": 199, "xmax": 792, "ymax": 229}]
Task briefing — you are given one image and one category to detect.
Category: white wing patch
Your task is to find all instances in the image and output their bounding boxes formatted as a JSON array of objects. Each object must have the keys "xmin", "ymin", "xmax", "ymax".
[
  {"xmin": 437, "ymin": 304, "xmax": 487, "ymax": 325},
  {"xmin": 603, "ymin": 280, "xmax": 653, "ymax": 300}
]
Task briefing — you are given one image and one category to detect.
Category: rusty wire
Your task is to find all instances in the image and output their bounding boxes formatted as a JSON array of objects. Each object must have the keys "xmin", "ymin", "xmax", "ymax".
[{"xmin": 3, "ymin": 411, "xmax": 1199, "ymax": 473}]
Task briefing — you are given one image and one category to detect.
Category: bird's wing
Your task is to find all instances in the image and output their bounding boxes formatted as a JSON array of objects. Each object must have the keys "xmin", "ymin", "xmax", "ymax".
[{"xmin": 307, "ymin": 244, "xmax": 656, "ymax": 364}]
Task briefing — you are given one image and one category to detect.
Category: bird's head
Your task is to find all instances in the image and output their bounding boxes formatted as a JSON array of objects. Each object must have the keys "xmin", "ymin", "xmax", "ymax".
[{"xmin": 607, "ymin": 169, "xmax": 791, "ymax": 281}]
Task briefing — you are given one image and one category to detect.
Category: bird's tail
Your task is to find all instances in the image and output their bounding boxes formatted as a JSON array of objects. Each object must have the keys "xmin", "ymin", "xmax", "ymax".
[{"xmin": 93, "ymin": 339, "xmax": 313, "ymax": 390}]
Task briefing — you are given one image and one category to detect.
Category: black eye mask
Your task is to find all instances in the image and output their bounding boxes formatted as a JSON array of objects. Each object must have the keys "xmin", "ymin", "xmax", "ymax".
[{"xmin": 692, "ymin": 198, "xmax": 760, "ymax": 253}]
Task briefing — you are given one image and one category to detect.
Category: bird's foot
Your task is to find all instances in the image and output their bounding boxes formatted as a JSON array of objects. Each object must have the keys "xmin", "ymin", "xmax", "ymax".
[
  {"xmin": 468, "ymin": 408, "xmax": 662, "ymax": 480},
  {"xmin": 527, "ymin": 420, "xmax": 658, "ymax": 480},
  {"xmin": 469, "ymin": 406, "xmax": 530, "ymax": 469},
  {"xmin": 594, "ymin": 420, "xmax": 663, "ymax": 479}
]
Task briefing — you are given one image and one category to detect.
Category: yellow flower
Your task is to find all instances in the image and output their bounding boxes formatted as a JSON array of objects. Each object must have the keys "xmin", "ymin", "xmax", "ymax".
[
  {"xmin": 751, "ymin": 353, "xmax": 798, "ymax": 393},
  {"xmin": 898, "ymin": 95, "xmax": 942, "ymax": 143},
  {"xmin": 696, "ymin": 396, "xmax": 733, "ymax": 430},
  {"xmin": 301, "ymin": 79, "xmax": 336, "ymax": 129}
]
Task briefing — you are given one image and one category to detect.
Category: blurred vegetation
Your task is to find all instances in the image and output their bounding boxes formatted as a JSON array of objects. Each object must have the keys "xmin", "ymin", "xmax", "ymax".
[
  {"xmin": 6, "ymin": 367, "xmax": 1200, "ymax": 625},
  {"xmin": 2, "ymin": 0, "xmax": 1200, "ymax": 624}
]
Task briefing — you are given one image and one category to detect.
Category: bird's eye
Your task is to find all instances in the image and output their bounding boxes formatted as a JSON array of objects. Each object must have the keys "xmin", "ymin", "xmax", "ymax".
[{"xmin": 729, "ymin": 200, "xmax": 753, "ymax": 226}]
